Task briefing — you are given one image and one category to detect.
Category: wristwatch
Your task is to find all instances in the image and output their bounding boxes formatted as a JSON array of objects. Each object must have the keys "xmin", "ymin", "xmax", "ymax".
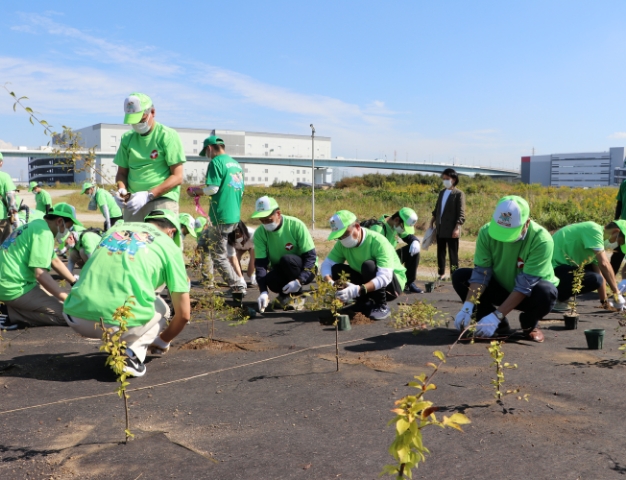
[
  {"xmin": 494, "ymin": 310, "xmax": 505, "ymax": 321},
  {"xmin": 148, "ymin": 191, "xmax": 155, "ymax": 201},
  {"xmin": 360, "ymin": 284, "xmax": 367, "ymax": 296}
]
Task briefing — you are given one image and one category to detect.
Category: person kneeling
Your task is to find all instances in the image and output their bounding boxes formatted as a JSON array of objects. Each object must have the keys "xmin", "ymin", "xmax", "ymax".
[
  {"xmin": 451, "ymin": 196, "xmax": 558, "ymax": 343},
  {"xmin": 63, "ymin": 209, "xmax": 191, "ymax": 377},
  {"xmin": 251, "ymin": 196, "xmax": 317, "ymax": 312},
  {"xmin": 321, "ymin": 210, "xmax": 407, "ymax": 320}
]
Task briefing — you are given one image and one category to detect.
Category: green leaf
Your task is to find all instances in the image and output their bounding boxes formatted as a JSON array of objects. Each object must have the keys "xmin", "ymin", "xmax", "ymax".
[{"xmin": 432, "ymin": 350, "xmax": 446, "ymax": 362}]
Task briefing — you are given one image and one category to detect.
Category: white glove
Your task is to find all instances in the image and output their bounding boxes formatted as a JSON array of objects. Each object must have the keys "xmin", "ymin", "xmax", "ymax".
[
  {"xmin": 148, "ymin": 336, "xmax": 171, "ymax": 355},
  {"xmin": 409, "ymin": 240, "xmax": 421, "ymax": 256},
  {"xmin": 126, "ymin": 191, "xmax": 151, "ymax": 215},
  {"xmin": 475, "ymin": 313, "xmax": 500, "ymax": 337},
  {"xmin": 618, "ymin": 280, "xmax": 626, "ymax": 294},
  {"xmin": 327, "ymin": 279, "xmax": 335, "ymax": 286},
  {"xmin": 113, "ymin": 189, "xmax": 127, "ymax": 210},
  {"xmin": 609, "ymin": 294, "xmax": 626, "ymax": 311},
  {"xmin": 118, "ymin": 188, "xmax": 128, "ymax": 197},
  {"xmin": 258, "ymin": 291, "xmax": 269, "ymax": 312},
  {"xmin": 282, "ymin": 279, "xmax": 301, "ymax": 294},
  {"xmin": 336, "ymin": 282, "xmax": 361, "ymax": 302},
  {"xmin": 250, "ymin": 273, "xmax": 257, "ymax": 286},
  {"xmin": 73, "ymin": 275, "xmax": 80, "ymax": 282},
  {"xmin": 454, "ymin": 301, "xmax": 474, "ymax": 331}
]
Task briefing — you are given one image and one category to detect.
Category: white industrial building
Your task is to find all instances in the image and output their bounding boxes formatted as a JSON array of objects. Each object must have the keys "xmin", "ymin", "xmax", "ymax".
[
  {"xmin": 70, "ymin": 124, "xmax": 332, "ymax": 186},
  {"xmin": 521, "ymin": 147, "xmax": 625, "ymax": 187}
]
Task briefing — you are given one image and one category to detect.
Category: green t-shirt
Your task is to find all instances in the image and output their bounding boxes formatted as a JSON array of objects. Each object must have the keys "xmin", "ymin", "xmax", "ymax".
[
  {"xmin": 368, "ymin": 215, "xmax": 409, "ymax": 248},
  {"xmin": 0, "ymin": 172, "xmax": 16, "ymax": 219},
  {"xmin": 94, "ymin": 188, "xmax": 123, "ymax": 219},
  {"xmin": 474, "ymin": 221, "xmax": 559, "ymax": 292},
  {"xmin": 71, "ymin": 226, "xmax": 101, "ymax": 256},
  {"xmin": 35, "ymin": 189, "xmax": 52, "ymax": 213},
  {"xmin": 552, "ymin": 221, "xmax": 603, "ymax": 268},
  {"xmin": 204, "ymin": 154, "xmax": 244, "ymax": 225},
  {"xmin": 327, "ymin": 229, "xmax": 407, "ymax": 290},
  {"xmin": 63, "ymin": 222, "xmax": 189, "ymax": 328},
  {"xmin": 0, "ymin": 219, "xmax": 54, "ymax": 301},
  {"xmin": 253, "ymin": 215, "xmax": 315, "ymax": 267},
  {"xmin": 114, "ymin": 122, "xmax": 187, "ymax": 203}
]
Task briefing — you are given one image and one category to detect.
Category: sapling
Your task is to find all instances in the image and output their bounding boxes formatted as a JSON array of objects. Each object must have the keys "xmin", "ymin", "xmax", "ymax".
[
  {"xmin": 98, "ymin": 297, "xmax": 136, "ymax": 443},
  {"xmin": 389, "ymin": 299, "xmax": 447, "ymax": 333},
  {"xmin": 382, "ymin": 350, "xmax": 470, "ymax": 478},
  {"xmin": 567, "ymin": 259, "xmax": 588, "ymax": 316},
  {"xmin": 487, "ymin": 340, "xmax": 521, "ymax": 401},
  {"xmin": 307, "ymin": 271, "xmax": 350, "ymax": 371}
]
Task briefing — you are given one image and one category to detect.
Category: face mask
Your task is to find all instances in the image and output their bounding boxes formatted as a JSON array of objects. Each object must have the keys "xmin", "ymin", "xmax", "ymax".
[
  {"xmin": 395, "ymin": 225, "xmax": 404, "ymax": 234},
  {"xmin": 340, "ymin": 233, "xmax": 359, "ymax": 248},
  {"xmin": 263, "ymin": 220, "xmax": 280, "ymax": 232},
  {"xmin": 55, "ymin": 222, "xmax": 66, "ymax": 242},
  {"xmin": 132, "ymin": 122, "xmax": 151, "ymax": 134},
  {"xmin": 235, "ymin": 237, "xmax": 244, "ymax": 245},
  {"xmin": 443, "ymin": 179, "xmax": 453, "ymax": 189},
  {"xmin": 605, "ymin": 239, "xmax": 619, "ymax": 250},
  {"xmin": 514, "ymin": 227, "xmax": 529, "ymax": 243}
]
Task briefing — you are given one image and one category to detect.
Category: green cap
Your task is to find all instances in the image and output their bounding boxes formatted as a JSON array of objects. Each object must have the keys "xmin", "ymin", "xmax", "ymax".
[
  {"xmin": 199, "ymin": 135, "xmax": 225, "ymax": 157},
  {"xmin": 398, "ymin": 207, "xmax": 418, "ymax": 235},
  {"xmin": 28, "ymin": 181, "xmax": 39, "ymax": 192},
  {"xmin": 44, "ymin": 203, "xmax": 83, "ymax": 227},
  {"xmin": 194, "ymin": 216, "xmax": 207, "ymax": 236},
  {"xmin": 81, "ymin": 182, "xmax": 94, "ymax": 194},
  {"xmin": 123, "ymin": 93, "xmax": 153, "ymax": 124},
  {"xmin": 328, "ymin": 210, "xmax": 358, "ymax": 240},
  {"xmin": 488, "ymin": 195, "xmax": 530, "ymax": 243},
  {"xmin": 614, "ymin": 220, "xmax": 626, "ymax": 254},
  {"xmin": 144, "ymin": 209, "xmax": 183, "ymax": 247},
  {"xmin": 179, "ymin": 213, "xmax": 197, "ymax": 238},
  {"xmin": 251, "ymin": 196, "xmax": 279, "ymax": 218}
]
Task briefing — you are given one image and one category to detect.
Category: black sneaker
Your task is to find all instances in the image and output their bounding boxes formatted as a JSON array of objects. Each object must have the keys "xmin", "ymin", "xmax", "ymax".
[
  {"xmin": 0, "ymin": 315, "xmax": 17, "ymax": 331},
  {"xmin": 123, "ymin": 353, "xmax": 146, "ymax": 377},
  {"xmin": 404, "ymin": 283, "xmax": 424, "ymax": 294},
  {"xmin": 370, "ymin": 304, "xmax": 391, "ymax": 320}
]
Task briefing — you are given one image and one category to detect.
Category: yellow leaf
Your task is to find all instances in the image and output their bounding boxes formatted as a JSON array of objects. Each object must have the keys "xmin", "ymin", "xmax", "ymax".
[{"xmin": 433, "ymin": 350, "xmax": 446, "ymax": 362}]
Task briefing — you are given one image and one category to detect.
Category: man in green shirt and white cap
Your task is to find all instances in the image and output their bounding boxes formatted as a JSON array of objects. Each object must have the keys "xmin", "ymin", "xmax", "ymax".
[
  {"xmin": 63, "ymin": 209, "xmax": 191, "ymax": 377},
  {"xmin": 366, "ymin": 207, "xmax": 423, "ymax": 293},
  {"xmin": 29, "ymin": 181, "xmax": 52, "ymax": 214},
  {"xmin": 452, "ymin": 195, "xmax": 558, "ymax": 343},
  {"xmin": 551, "ymin": 221, "xmax": 626, "ymax": 311},
  {"xmin": 81, "ymin": 182, "xmax": 123, "ymax": 230},
  {"xmin": 0, "ymin": 204, "xmax": 77, "ymax": 328},
  {"xmin": 320, "ymin": 210, "xmax": 407, "ymax": 320},
  {"xmin": 114, "ymin": 92, "xmax": 186, "ymax": 222},
  {"xmin": 0, "ymin": 152, "xmax": 19, "ymax": 243},
  {"xmin": 187, "ymin": 136, "xmax": 246, "ymax": 294},
  {"xmin": 250, "ymin": 196, "xmax": 317, "ymax": 312}
]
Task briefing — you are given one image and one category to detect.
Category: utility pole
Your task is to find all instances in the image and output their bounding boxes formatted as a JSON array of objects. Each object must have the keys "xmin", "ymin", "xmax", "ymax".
[{"xmin": 310, "ymin": 124, "xmax": 315, "ymax": 230}]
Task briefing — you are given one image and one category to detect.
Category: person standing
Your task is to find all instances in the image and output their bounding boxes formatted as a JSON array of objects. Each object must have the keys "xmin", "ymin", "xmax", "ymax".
[
  {"xmin": 552, "ymin": 221, "xmax": 626, "ymax": 311},
  {"xmin": 81, "ymin": 182, "xmax": 123, "ymax": 231},
  {"xmin": 0, "ymin": 153, "xmax": 19, "ymax": 243},
  {"xmin": 321, "ymin": 210, "xmax": 407, "ymax": 320},
  {"xmin": 114, "ymin": 93, "xmax": 186, "ymax": 222},
  {"xmin": 251, "ymin": 197, "xmax": 316, "ymax": 311},
  {"xmin": 187, "ymin": 136, "xmax": 246, "ymax": 294},
  {"xmin": 451, "ymin": 196, "xmax": 558, "ymax": 343},
  {"xmin": 366, "ymin": 207, "xmax": 422, "ymax": 293},
  {"xmin": 430, "ymin": 168, "xmax": 465, "ymax": 280},
  {"xmin": 29, "ymin": 182, "xmax": 52, "ymax": 214},
  {"xmin": 63, "ymin": 209, "xmax": 191, "ymax": 377}
]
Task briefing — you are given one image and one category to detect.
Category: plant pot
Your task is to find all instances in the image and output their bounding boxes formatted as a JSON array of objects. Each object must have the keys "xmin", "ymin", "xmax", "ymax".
[
  {"xmin": 246, "ymin": 307, "xmax": 257, "ymax": 319},
  {"xmin": 584, "ymin": 329, "xmax": 605, "ymax": 350},
  {"xmin": 563, "ymin": 314, "xmax": 578, "ymax": 330},
  {"xmin": 232, "ymin": 292, "xmax": 243, "ymax": 308},
  {"xmin": 338, "ymin": 315, "xmax": 351, "ymax": 331},
  {"xmin": 424, "ymin": 282, "xmax": 435, "ymax": 293}
]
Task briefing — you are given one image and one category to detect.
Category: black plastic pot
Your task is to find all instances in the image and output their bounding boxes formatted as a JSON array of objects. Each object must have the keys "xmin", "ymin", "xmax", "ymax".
[
  {"xmin": 563, "ymin": 314, "xmax": 578, "ymax": 330},
  {"xmin": 584, "ymin": 329, "xmax": 605, "ymax": 350},
  {"xmin": 424, "ymin": 282, "xmax": 435, "ymax": 293}
]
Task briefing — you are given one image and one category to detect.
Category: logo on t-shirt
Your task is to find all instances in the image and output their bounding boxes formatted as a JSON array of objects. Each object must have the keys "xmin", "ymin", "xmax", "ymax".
[
  {"xmin": 100, "ymin": 230, "xmax": 156, "ymax": 260},
  {"xmin": 285, "ymin": 243, "xmax": 294, "ymax": 251},
  {"xmin": 150, "ymin": 150, "xmax": 159, "ymax": 160},
  {"xmin": 517, "ymin": 257, "xmax": 525, "ymax": 268}
]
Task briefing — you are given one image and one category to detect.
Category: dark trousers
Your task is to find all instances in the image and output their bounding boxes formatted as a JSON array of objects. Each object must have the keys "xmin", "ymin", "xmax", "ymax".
[
  {"xmin": 452, "ymin": 268, "xmax": 557, "ymax": 330},
  {"xmin": 436, "ymin": 236, "xmax": 459, "ymax": 276},
  {"xmin": 554, "ymin": 265, "xmax": 603, "ymax": 302},
  {"xmin": 610, "ymin": 249, "xmax": 624, "ymax": 275},
  {"xmin": 396, "ymin": 245, "xmax": 420, "ymax": 284},
  {"xmin": 331, "ymin": 260, "xmax": 402, "ymax": 306},
  {"xmin": 266, "ymin": 254, "xmax": 305, "ymax": 294},
  {"xmin": 105, "ymin": 216, "xmax": 123, "ymax": 231}
]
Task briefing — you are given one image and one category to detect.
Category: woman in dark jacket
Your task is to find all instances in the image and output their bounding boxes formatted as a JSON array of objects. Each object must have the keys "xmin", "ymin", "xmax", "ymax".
[{"xmin": 429, "ymin": 168, "xmax": 465, "ymax": 280}]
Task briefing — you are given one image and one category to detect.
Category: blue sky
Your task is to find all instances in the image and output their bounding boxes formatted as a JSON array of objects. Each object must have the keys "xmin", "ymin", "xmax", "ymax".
[{"xmin": 2, "ymin": 0, "xmax": 626, "ymax": 177}]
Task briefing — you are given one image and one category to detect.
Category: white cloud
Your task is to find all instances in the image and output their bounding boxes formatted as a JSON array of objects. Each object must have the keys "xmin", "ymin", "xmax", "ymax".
[
  {"xmin": 609, "ymin": 132, "xmax": 626, "ymax": 139},
  {"xmin": 0, "ymin": 139, "xmax": 15, "ymax": 148}
]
